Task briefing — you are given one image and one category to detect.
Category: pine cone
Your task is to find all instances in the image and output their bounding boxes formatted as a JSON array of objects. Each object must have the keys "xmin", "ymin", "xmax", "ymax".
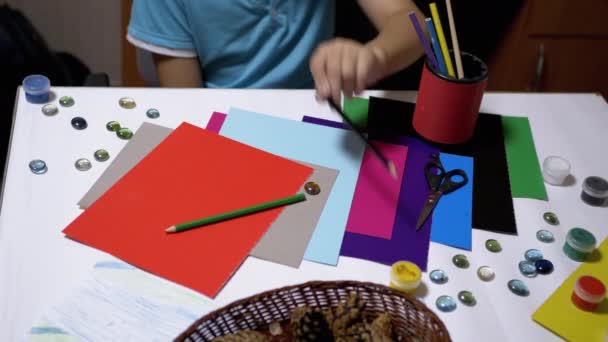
[
  {"xmin": 211, "ymin": 330, "xmax": 269, "ymax": 342},
  {"xmin": 291, "ymin": 307, "xmax": 334, "ymax": 342},
  {"xmin": 368, "ymin": 314, "xmax": 393, "ymax": 342}
]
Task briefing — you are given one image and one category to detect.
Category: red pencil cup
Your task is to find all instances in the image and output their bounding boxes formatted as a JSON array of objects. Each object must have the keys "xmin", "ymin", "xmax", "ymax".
[{"xmin": 413, "ymin": 52, "xmax": 488, "ymax": 144}]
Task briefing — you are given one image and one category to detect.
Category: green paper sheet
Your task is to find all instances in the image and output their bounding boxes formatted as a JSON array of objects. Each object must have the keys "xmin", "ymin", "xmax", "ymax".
[
  {"xmin": 343, "ymin": 97, "xmax": 369, "ymax": 129},
  {"xmin": 502, "ymin": 116, "xmax": 548, "ymax": 200}
]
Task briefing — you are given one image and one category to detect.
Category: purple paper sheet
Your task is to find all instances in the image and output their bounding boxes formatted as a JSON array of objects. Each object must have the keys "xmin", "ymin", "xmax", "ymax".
[
  {"xmin": 302, "ymin": 116, "xmax": 349, "ymax": 130},
  {"xmin": 302, "ymin": 115, "xmax": 436, "ymax": 271}
]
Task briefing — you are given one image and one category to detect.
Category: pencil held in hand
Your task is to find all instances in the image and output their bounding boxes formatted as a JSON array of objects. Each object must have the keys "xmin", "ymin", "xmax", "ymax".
[{"xmin": 166, "ymin": 193, "xmax": 306, "ymax": 233}]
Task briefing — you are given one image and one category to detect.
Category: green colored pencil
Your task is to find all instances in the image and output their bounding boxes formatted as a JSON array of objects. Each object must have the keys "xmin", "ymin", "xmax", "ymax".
[{"xmin": 165, "ymin": 193, "xmax": 306, "ymax": 233}]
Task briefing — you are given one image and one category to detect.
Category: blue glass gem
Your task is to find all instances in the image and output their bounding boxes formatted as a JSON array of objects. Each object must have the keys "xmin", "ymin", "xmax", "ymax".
[
  {"xmin": 29, "ymin": 159, "xmax": 47, "ymax": 174},
  {"xmin": 534, "ymin": 259, "xmax": 554, "ymax": 275},
  {"xmin": 508, "ymin": 279, "xmax": 530, "ymax": 297},
  {"xmin": 519, "ymin": 260, "xmax": 537, "ymax": 278},
  {"xmin": 429, "ymin": 269, "xmax": 448, "ymax": 284},
  {"xmin": 146, "ymin": 108, "xmax": 160, "ymax": 119},
  {"xmin": 524, "ymin": 249, "xmax": 543, "ymax": 262},
  {"xmin": 536, "ymin": 229, "xmax": 555, "ymax": 243},
  {"xmin": 71, "ymin": 117, "xmax": 88, "ymax": 130},
  {"xmin": 435, "ymin": 295, "xmax": 457, "ymax": 312}
]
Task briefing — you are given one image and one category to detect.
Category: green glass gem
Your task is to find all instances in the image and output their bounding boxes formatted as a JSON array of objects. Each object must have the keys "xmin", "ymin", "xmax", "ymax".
[
  {"xmin": 458, "ymin": 291, "xmax": 476, "ymax": 306},
  {"xmin": 452, "ymin": 254, "xmax": 469, "ymax": 268},
  {"xmin": 485, "ymin": 239, "xmax": 502, "ymax": 253},
  {"xmin": 94, "ymin": 149, "xmax": 110, "ymax": 162},
  {"xmin": 42, "ymin": 104, "xmax": 58, "ymax": 116},
  {"xmin": 106, "ymin": 121, "xmax": 121, "ymax": 132},
  {"xmin": 146, "ymin": 108, "xmax": 160, "ymax": 119},
  {"xmin": 116, "ymin": 127, "xmax": 133, "ymax": 140},
  {"xmin": 59, "ymin": 96, "xmax": 74, "ymax": 107},
  {"xmin": 304, "ymin": 181, "xmax": 321, "ymax": 195},
  {"xmin": 119, "ymin": 97, "xmax": 136, "ymax": 109},
  {"xmin": 543, "ymin": 212, "xmax": 559, "ymax": 225},
  {"xmin": 75, "ymin": 158, "xmax": 92, "ymax": 171}
]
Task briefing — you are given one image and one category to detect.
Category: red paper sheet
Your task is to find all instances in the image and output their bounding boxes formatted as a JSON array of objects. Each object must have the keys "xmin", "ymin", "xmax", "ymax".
[{"xmin": 63, "ymin": 123, "xmax": 312, "ymax": 297}]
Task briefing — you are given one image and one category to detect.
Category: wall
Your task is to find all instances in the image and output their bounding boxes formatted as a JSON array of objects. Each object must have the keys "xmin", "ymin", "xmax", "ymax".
[{"xmin": 5, "ymin": 0, "xmax": 123, "ymax": 85}]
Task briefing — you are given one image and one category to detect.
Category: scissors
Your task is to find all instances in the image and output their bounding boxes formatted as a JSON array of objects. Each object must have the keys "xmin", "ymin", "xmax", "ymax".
[{"xmin": 416, "ymin": 154, "xmax": 469, "ymax": 231}]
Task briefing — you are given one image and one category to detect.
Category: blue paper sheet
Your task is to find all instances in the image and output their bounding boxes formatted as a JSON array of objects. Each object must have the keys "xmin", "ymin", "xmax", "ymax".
[
  {"xmin": 221, "ymin": 108, "xmax": 366, "ymax": 265},
  {"xmin": 431, "ymin": 153, "xmax": 474, "ymax": 250}
]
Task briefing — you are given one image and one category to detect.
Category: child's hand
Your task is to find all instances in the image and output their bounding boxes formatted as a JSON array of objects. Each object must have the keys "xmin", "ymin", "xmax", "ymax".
[{"xmin": 310, "ymin": 38, "xmax": 387, "ymax": 106}]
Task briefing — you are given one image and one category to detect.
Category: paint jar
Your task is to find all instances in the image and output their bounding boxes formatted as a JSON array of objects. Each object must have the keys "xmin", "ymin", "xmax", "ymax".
[
  {"xmin": 389, "ymin": 261, "xmax": 421, "ymax": 294},
  {"xmin": 563, "ymin": 227, "xmax": 597, "ymax": 262},
  {"xmin": 581, "ymin": 176, "xmax": 608, "ymax": 207},
  {"xmin": 22, "ymin": 74, "xmax": 50, "ymax": 103},
  {"xmin": 542, "ymin": 156, "xmax": 570, "ymax": 185},
  {"xmin": 571, "ymin": 275, "xmax": 605, "ymax": 312},
  {"xmin": 413, "ymin": 51, "xmax": 488, "ymax": 144}
]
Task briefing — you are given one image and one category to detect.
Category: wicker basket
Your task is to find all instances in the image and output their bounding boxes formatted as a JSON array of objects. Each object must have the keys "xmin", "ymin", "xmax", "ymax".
[{"xmin": 176, "ymin": 280, "xmax": 450, "ymax": 341}]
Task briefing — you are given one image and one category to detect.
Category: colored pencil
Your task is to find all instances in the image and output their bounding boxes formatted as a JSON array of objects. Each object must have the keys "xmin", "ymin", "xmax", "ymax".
[
  {"xmin": 165, "ymin": 193, "xmax": 306, "ymax": 233},
  {"xmin": 425, "ymin": 17, "xmax": 448, "ymax": 75},
  {"xmin": 328, "ymin": 99, "xmax": 398, "ymax": 179},
  {"xmin": 445, "ymin": 0, "xmax": 464, "ymax": 79},
  {"xmin": 407, "ymin": 11, "xmax": 439, "ymax": 71},
  {"xmin": 429, "ymin": 3, "xmax": 455, "ymax": 78}
]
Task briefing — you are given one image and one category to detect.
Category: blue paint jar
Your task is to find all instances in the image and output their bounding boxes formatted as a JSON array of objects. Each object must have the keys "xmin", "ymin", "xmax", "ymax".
[{"xmin": 22, "ymin": 75, "xmax": 50, "ymax": 103}]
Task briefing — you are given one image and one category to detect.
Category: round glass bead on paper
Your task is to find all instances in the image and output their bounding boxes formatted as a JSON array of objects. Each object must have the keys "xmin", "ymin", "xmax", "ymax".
[
  {"xmin": 485, "ymin": 239, "xmax": 502, "ymax": 253},
  {"xmin": 458, "ymin": 291, "xmax": 476, "ymax": 306},
  {"xmin": 304, "ymin": 181, "xmax": 321, "ymax": 195},
  {"xmin": 452, "ymin": 254, "xmax": 469, "ymax": 268},
  {"xmin": 436, "ymin": 295, "xmax": 457, "ymax": 312},
  {"xmin": 119, "ymin": 97, "xmax": 136, "ymax": 109},
  {"xmin": 117, "ymin": 128, "xmax": 133, "ymax": 140},
  {"xmin": 94, "ymin": 149, "xmax": 110, "ymax": 162},
  {"xmin": 75, "ymin": 158, "xmax": 92, "ymax": 171},
  {"xmin": 42, "ymin": 104, "xmax": 58, "ymax": 116},
  {"xmin": 29, "ymin": 159, "xmax": 47, "ymax": 174},
  {"xmin": 477, "ymin": 266, "xmax": 495, "ymax": 282},
  {"xmin": 71, "ymin": 117, "xmax": 88, "ymax": 130},
  {"xmin": 537, "ymin": 230, "xmax": 555, "ymax": 243},
  {"xmin": 508, "ymin": 279, "xmax": 530, "ymax": 297},
  {"xmin": 59, "ymin": 96, "xmax": 74, "ymax": 107},
  {"xmin": 429, "ymin": 269, "xmax": 448, "ymax": 284}
]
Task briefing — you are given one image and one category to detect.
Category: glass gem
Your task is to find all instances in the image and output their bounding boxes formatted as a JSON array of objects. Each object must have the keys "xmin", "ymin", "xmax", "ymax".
[
  {"xmin": 435, "ymin": 295, "xmax": 457, "ymax": 312},
  {"xmin": 42, "ymin": 104, "xmax": 58, "ymax": 116},
  {"xmin": 29, "ymin": 159, "xmax": 47, "ymax": 174},
  {"xmin": 525, "ymin": 249, "xmax": 543, "ymax": 262},
  {"xmin": 119, "ymin": 97, "xmax": 136, "ymax": 109},
  {"xmin": 537, "ymin": 229, "xmax": 555, "ymax": 243},
  {"xmin": 519, "ymin": 260, "xmax": 537, "ymax": 278},
  {"xmin": 59, "ymin": 96, "xmax": 74, "ymax": 107},
  {"xmin": 304, "ymin": 181, "xmax": 321, "ymax": 195},
  {"xmin": 508, "ymin": 279, "xmax": 530, "ymax": 296},
  {"xmin": 452, "ymin": 254, "xmax": 469, "ymax": 268},
  {"xmin": 106, "ymin": 121, "xmax": 121, "ymax": 132},
  {"xmin": 543, "ymin": 212, "xmax": 559, "ymax": 225},
  {"xmin": 94, "ymin": 149, "xmax": 110, "ymax": 162},
  {"xmin": 458, "ymin": 291, "xmax": 476, "ymax": 306},
  {"xmin": 534, "ymin": 259, "xmax": 554, "ymax": 275},
  {"xmin": 146, "ymin": 108, "xmax": 160, "ymax": 119},
  {"xmin": 116, "ymin": 127, "xmax": 133, "ymax": 140},
  {"xmin": 429, "ymin": 269, "xmax": 448, "ymax": 284},
  {"xmin": 485, "ymin": 239, "xmax": 502, "ymax": 253},
  {"xmin": 71, "ymin": 117, "xmax": 88, "ymax": 130},
  {"xmin": 477, "ymin": 266, "xmax": 495, "ymax": 282},
  {"xmin": 75, "ymin": 158, "xmax": 92, "ymax": 171}
]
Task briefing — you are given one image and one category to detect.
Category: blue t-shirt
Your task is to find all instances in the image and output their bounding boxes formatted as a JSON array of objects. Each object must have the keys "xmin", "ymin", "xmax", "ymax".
[{"xmin": 128, "ymin": 1, "xmax": 335, "ymax": 88}]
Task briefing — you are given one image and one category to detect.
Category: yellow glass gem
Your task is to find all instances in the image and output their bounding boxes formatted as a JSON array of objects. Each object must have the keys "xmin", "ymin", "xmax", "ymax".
[
  {"xmin": 118, "ymin": 97, "xmax": 136, "ymax": 109},
  {"xmin": 390, "ymin": 261, "xmax": 421, "ymax": 293},
  {"xmin": 304, "ymin": 181, "xmax": 321, "ymax": 195}
]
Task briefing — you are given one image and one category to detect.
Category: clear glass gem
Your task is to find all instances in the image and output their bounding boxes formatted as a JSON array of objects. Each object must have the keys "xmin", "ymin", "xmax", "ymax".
[
  {"xmin": 543, "ymin": 212, "xmax": 559, "ymax": 225},
  {"xmin": 452, "ymin": 254, "xmax": 469, "ymax": 268},
  {"xmin": 519, "ymin": 260, "xmax": 537, "ymax": 278},
  {"xmin": 524, "ymin": 249, "xmax": 543, "ymax": 262},
  {"xmin": 508, "ymin": 279, "xmax": 530, "ymax": 296},
  {"xmin": 485, "ymin": 239, "xmax": 502, "ymax": 253},
  {"xmin": 59, "ymin": 96, "xmax": 74, "ymax": 107},
  {"xmin": 106, "ymin": 121, "xmax": 121, "ymax": 132},
  {"xmin": 116, "ymin": 127, "xmax": 133, "ymax": 140},
  {"xmin": 71, "ymin": 117, "xmax": 88, "ymax": 130},
  {"xmin": 146, "ymin": 108, "xmax": 160, "ymax": 119},
  {"xmin": 29, "ymin": 159, "xmax": 47, "ymax": 174},
  {"xmin": 429, "ymin": 269, "xmax": 448, "ymax": 284},
  {"xmin": 42, "ymin": 104, "xmax": 58, "ymax": 116},
  {"xmin": 304, "ymin": 181, "xmax": 321, "ymax": 195},
  {"xmin": 94, "ymin": 149, "xmax": 110, "ymax": 162},
  {"xmin": 457, "ymin": 291, "xmax": 476, "ymax": 306},
  {"xmin": 435, "ymin": 295, "xmax": 457, "ymax": 312},
  {"xmin": 534, "ymin": 259, "xmax": 554, "ymax": 275},
  {"xmin": 119, "ymin": 97, "xmax": 136, "ymax": 109},
  {"xmin": 477, "ymin": 266, "xmax": 495, "ymax": 282},
  {"xmin": 75, "ymin": 158, "xmax": 92, "ymax": 171},
  {"xmin": 536, "ymin": 229, "xmax": 555, "ymax": 243}
]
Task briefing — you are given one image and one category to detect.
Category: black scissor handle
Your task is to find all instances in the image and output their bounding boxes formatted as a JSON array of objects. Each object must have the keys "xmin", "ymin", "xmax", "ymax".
[
  {"xmin": 439, "ymin": 169, "xmax": 468, "ymax": 194},
  {"xmin": 425, "ymin": 161, "xmax": 445, "ymax": 191}
]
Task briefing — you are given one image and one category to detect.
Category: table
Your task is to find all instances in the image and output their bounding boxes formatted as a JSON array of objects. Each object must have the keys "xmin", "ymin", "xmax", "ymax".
[{"xmin": 1, "ymin": 88, "xmax": 607, "ymax": 341}]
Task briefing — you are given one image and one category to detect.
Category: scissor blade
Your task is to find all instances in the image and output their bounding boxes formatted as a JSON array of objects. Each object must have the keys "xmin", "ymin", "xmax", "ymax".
[{"xmin": 416, "ymin": 199, "xmax": 438, "ymax": 231}]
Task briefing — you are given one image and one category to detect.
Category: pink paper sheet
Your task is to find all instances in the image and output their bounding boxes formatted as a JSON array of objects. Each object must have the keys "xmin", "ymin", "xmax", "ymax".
[{"xmin": 345, "ymin": 142, "xmax": 408, "ymax": 239}]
